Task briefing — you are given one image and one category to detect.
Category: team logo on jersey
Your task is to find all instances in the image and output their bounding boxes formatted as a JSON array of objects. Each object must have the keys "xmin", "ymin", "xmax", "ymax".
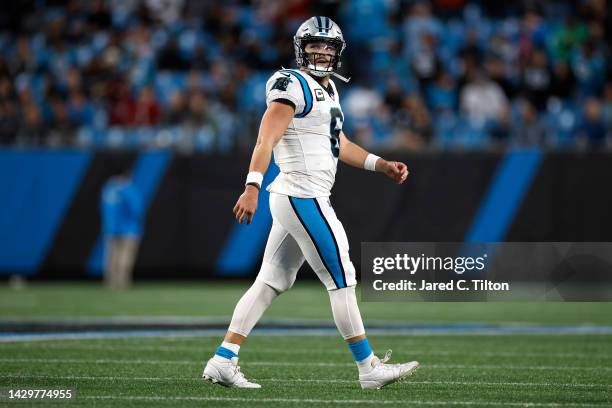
[
  {"xmin": 315, "ymin": 88, "xmax": 325, "ymax": 101},
  {"xmin": 272, "ymin": 76, "xmax": 292, "ymax": 91}
]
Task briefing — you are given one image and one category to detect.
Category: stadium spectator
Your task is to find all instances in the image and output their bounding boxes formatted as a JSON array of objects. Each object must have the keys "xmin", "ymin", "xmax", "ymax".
[
  {"xmin": 403, "ymin": 1, "xmax": 442, "ymax": 60},
  {"xmin": 161, "ymin": 91, "xmax": 189, "ymax": 125},
  {"xmin": 521, "ymin": 48, "xmax": 552, "ymax": 112},
  {"xmin": 0, "ymin": 76, "xmax": 19, "ymax": 145},
  {"xmin": 549, "ymin": 62, "xmax": 576, "ymax": 101},
  {"xmin": 133, "ymin": 85, "xmax": 160, "ymax": 126},
  {"xmin": 67, "ymin": 89, "xmax": 95, "ymax": 127},
  {"xmin": 0, "ymin": 1, "xmax": 609, "ymax": 151},
  {"xmin": 157, "ymin": 38, "xmax": 190, "ymax": 71},
  {"xmin": 551, "ymin": 16, "xmax": 589, "ymax": 63},
  {"xmin": 384, "ymin": 79, "xmax": 406, "ymax": 114},
  {"xmin": 344, "ymin": 83, "xmax": 383, "ymax": 135},
  {"xmin": 460, "ymin": 69, "xmax": 510, "ymax": 138},
  {"xmin": 393, "ymin": 93, "xmax": 433, "ymax": 149},
  {"xmin": 426, "ymin": 69, "xmax": 457, "ymax": 114},
  {"xmin": 411, "ymin": 32, "xmax": 442, "ymax": 90},
  {"xmin": 603, "ymin": 82, "xmax": 612, "ymax": 135},
  {"xmin": 512, "ymin": 99, "xmax": 546, "ymax": 147},
  {"xmin": 579, "ymin": 98, "xmax": 607, "ymax": 147},
  {"xmin": 571, "ymin": 40, "xmax": 607, "ymax": 97},
  {"xmin": 186, "ymin": 90, "xmax": 214, "ymax": 128},
  {"xmin": 517, "ymin": 8, "xmax": 547, "ymax": 63},
  {"xmin": 47, "ymin": 93, "xmax": 77, "ymax": 146},
  {"xmin": 17, "ymin": 102, "xmax": 45, "ymax": 146},
  {"xmin": 108, "ymin": 80, "xmax": 136, "ymax": 126},
  {"xmin": 484, "ymin": 54, "xmax": 516, "ymax": 101}
]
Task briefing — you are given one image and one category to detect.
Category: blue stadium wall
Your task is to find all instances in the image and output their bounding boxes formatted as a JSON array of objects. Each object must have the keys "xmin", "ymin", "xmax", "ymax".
[{"xmin": 1, "ymin": 148, "xmax": 611, "ymax": 280}]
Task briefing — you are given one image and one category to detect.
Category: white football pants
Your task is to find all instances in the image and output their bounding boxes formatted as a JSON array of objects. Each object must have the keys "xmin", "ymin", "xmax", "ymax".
[
  {"xmin": 227, "ymin": 192, "xmax": 364, "ymax": 339},
  {"xmin": 257, "ymin": 192, "xmax": 357, "ymax": 292}
]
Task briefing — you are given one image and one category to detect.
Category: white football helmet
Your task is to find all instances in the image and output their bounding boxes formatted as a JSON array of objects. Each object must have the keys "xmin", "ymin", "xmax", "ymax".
[{"xmin": 293, "ymin": 16, "xmax": 347, "ymax": 79}]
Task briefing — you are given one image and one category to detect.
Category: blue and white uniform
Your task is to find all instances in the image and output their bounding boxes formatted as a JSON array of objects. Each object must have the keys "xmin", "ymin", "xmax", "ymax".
[
  {"xmin": 207, "ymin": 20, "xmax": 419, "ymax": 390},
  {"xmin": 257, "ymin": 69, "xmax": 356, "ymax": 291}
]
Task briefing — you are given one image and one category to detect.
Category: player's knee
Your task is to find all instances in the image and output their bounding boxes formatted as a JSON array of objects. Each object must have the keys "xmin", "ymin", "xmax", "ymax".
[
  {"xmin": 325, "ymin": 281, "xmax": 357, "ymax": 293},
  {"xmin": 255, "ymin": 276, "xmax": 294, "ymax": 294},
  {"xmin": 255, "ymin": 261, "xmax": 298, "ymax": 294},
  {"xmin": 342, "ymin": 261, "xmax": 357, "ymax": 287},
  {"xmin": 328, "ymin": 284, "xmax": 357, "ymax": 295}
]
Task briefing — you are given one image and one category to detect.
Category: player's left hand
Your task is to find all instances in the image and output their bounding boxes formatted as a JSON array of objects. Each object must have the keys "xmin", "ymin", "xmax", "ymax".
[
  {"xmin": 381, "ymin": 160, "xmax": 409, "ymax": 184},
  {"xmin": 233, "ymin": 185, "xmax": 259, "ymax": 224}
]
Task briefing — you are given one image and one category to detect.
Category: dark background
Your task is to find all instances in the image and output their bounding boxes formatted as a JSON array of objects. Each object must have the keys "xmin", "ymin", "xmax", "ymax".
[{"xmin": 17, "ymin": 150, "xmax": 609, "ymax": 279}]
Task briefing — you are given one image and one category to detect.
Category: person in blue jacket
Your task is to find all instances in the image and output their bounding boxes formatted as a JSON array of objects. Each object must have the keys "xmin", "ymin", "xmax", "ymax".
[{"xmin": 101, "ymin": 170, "xmax": 143, "ymax": 290}]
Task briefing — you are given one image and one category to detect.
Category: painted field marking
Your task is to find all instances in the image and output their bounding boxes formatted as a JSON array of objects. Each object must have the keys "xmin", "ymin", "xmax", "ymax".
[
  {"xmin": 1, "ymin": 374, "xmax": 611, "ymax": 389},
  {"xmin": 1, "ymin": 358, "xmax": 610, "ymax": 371},
  {"xmin": 79, "ymin": 395, "xmax": 612, "ymax": 407}
]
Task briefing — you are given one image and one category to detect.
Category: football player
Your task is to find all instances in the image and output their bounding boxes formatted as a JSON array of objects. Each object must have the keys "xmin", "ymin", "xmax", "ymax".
[{"xmin": 203, "ymin": 16, "xmax": 418, "ymax": 389}]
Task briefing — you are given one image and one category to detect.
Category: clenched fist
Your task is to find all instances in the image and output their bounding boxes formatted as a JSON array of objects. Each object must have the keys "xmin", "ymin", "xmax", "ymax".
[{"xmin": 378, "ymin": 160, "xmax": 409, "ymax": 184}]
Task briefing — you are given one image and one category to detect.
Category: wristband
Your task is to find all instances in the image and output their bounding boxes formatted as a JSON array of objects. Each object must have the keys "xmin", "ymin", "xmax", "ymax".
[
  {"xmin": 245, "ymin": 171, "xmax": 264, "ymax": 189},
  {"xmin": 364, "ymin": 154, "xmax": 381, "ymax": 171}
]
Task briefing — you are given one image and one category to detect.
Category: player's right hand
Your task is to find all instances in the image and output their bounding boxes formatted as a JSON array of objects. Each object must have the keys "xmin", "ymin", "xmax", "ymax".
[
  {"xmin": 380, "ymin": 160, "xmax": 409, "ymax": 184},
  {"xmin": 233, "ymin": 186, "xmax": 259, "ymax": 224}
]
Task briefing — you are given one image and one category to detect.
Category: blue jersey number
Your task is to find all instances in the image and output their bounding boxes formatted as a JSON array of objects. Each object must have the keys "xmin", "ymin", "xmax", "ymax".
[{"xmin": 329, "ymin": 108, "xmax": 343, "ymax": 158}]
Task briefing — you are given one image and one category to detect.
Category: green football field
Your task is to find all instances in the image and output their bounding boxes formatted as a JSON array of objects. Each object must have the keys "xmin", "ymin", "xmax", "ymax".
[{"xmin": 1, "ymin": 281, "xmax": 611, "ymax": 407}]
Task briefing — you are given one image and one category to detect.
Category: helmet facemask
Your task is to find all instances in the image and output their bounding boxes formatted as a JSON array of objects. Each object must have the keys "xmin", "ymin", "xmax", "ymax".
[{"xmin": 297, "ymin": 38, "xmax": 343, "ymax": 77}]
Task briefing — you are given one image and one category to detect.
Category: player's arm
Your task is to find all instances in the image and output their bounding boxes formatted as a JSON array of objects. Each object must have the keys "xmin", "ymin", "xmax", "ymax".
[
  {"xmin": 233, "ymin": 101, "xmax": 295, "ymax": 224},
  {"xmin": 338, "ymin": 131, "xmax": 408, "ymax": 184}
]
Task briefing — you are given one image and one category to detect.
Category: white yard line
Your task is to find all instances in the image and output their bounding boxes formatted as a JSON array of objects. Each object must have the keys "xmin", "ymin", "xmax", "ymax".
[
  {"xmin": 248, "ymin": 362, "xmax": 612, "ymax": 371},
  {"xmin": 1, "ymin": 374, "xmax": 611, "ymax": 389},
  {"xmin": 79, "ymin": 395, "xmax": 611, "ymax": 407},
  {"xmin": 0, "ymin": 357, "xmax": 610, "ymax": 371}
]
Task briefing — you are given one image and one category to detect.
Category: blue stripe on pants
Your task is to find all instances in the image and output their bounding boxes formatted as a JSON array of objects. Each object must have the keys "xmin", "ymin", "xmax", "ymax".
[{"xmin": 288, "ymin": 197, "xmax": 346, "ymax": 288}]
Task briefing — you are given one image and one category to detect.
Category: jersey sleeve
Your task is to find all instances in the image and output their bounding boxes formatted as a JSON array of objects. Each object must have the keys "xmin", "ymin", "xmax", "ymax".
[{"xmin": 265, "ymin": 70, "xmax": 307, "ymax": 115}]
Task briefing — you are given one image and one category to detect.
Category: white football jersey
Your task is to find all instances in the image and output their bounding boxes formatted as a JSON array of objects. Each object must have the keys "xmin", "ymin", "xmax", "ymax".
[{"xmin": 265, "ymin": 68, "xmax": 344, "ymax": 198}]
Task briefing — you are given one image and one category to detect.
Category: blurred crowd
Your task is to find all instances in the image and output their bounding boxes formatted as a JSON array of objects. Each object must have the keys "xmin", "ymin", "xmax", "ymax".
[{"xmin": 0, "ymin": 0, "xmax": 610, "ymax": 152}]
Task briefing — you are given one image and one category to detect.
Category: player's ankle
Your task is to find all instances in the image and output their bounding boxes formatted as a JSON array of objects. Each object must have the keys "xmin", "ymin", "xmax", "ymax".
[
  {"xmin": 213, "ymin": 341, "xmax": 241, "ymax": 362},
  {"xmin": 212, "ymin": 354, "xmax": 232, "ymax": 363},
  {"xmin": 348, "ymin": 337, "xmax": 374, "ymax": 374},
  {"xmin": 356, "ymin": 353, "xmax": 375, "ymax": 374}
]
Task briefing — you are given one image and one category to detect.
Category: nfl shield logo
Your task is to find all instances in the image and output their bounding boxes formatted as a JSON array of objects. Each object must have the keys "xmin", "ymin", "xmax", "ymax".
[{"xmin": 315, "ymin": 89, "xmax": 325, "ymax": 101}]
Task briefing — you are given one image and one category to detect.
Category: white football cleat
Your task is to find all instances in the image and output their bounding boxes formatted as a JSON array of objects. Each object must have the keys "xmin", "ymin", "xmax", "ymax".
[
  {"xmin": 202, "ymin": 356, "xmax": 261, "ymax": 388},
  {"xmin": 359, "ymin": 350, "xmax": 419, "ymax": 390}
]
